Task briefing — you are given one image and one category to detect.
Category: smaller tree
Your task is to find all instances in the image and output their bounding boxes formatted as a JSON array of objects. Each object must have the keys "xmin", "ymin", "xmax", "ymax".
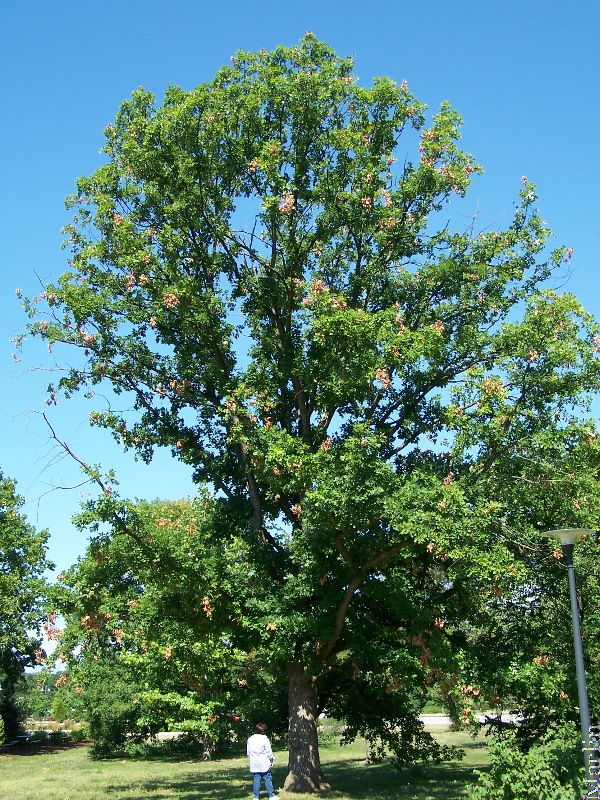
[
  {"xmin": 0, "ymin": 472, "xmax": 52, "ymax": 738},
  {"xmin": 448, "ymin": 424, "xmax": 600, "ymax": 742},
  {"xmin": 51, "ymin": 497, "xmax": 272, "ymax": 754}
]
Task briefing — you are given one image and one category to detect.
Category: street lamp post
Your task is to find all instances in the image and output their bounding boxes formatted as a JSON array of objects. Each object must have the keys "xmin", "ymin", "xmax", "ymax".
[{"xmin": 542, "ymin": 529, "xmax": 595, "ymax": 785}]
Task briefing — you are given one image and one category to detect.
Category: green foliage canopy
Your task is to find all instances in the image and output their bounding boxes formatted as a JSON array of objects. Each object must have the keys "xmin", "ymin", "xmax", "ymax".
[
  {"xmin": 51, "ymin": 498, "xmax": 285, "ymax": 754},
  {"xmin": 0, "ymin": 472, "xmax": 52, "ymax": 738}
]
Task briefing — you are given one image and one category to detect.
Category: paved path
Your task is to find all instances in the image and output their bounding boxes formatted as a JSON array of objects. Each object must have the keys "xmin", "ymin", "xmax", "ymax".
[
  {"xmin": 420, "ymin": 712, "xmax": 521, "ymax": 726},
  {"xmin": 156, "ymin": 712, "xmax": 521, "ymax": 740}
]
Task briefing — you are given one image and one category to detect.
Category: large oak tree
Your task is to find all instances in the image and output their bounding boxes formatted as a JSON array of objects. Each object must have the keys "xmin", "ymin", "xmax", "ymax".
[{"xmin": 26, "ymin": 36, "xmax": 600, "ymax": 790}]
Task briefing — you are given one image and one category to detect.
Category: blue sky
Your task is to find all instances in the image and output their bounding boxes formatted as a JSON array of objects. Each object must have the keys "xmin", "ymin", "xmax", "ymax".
[{"xmin": 2, "ymin": 0, "xmax": 599, "ymax": 573}]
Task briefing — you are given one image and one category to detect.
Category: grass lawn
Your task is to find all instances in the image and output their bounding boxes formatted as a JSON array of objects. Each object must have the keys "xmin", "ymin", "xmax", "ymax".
[{"xmin": 0, "ymin": 729, "xmax": 487, "ymax": 800}]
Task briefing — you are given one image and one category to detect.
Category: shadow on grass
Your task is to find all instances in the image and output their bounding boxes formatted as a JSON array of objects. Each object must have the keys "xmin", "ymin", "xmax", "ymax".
[
  {"xmin": 90, "ymin": 758, "xmax": 485, "ymax": 800},
  {"xmin": 98, "ymin": 777, "xmax": 242, "ymax": 800},
  {"xmin": 0, "ymin": 742, "xmax": 88, "ymax": 757},
  {"xmin": 89, "ymin": 763, "xmax": 285, "ymax": 800},
  {"xmin": 319, "ymin": 758, "xmax": 485, "ymax": 800},
  {"xmin": 89, "ymin": 749, "xmax": 245, "ymax": 764}
]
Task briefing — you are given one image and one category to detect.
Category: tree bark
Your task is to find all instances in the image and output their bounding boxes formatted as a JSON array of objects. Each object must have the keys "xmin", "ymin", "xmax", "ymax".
[{"xmin": 284, "ymin": 662, "xmax": 330, "ymax": 793}]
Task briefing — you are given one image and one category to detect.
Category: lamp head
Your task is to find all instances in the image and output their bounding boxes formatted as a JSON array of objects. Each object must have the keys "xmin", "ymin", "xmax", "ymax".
[{"xmin": 541, "ymin": 529, "xmax": 597, "ymax": 546}]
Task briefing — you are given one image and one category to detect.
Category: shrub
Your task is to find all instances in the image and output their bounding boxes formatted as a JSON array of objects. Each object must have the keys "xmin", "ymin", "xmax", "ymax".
[
  {"xmin": 468, "ymin": 723, "xmax": 583, "ymax": 800},
  {"xmin": 30, "ymin": 730, "xmax": 51, "ymax": 742},
  {"xmin": 114, "ymin": 733, "xmax": 217, "ymax": 760},
  {"xmin": 318, "ymin": 718, "xmax": 346, "ymax": 746},
  {"xmin": 51, "ymin": 696, "xmax": 67, "ymax": 723},
  {"xmin": 85, "ymin": 681, "xmax": 147, "ymax": 756},
  {"xmin": 0, "ymin": 682, "xmax": 26, "ymax": 740},
  {"xmin": 88, "ymin": 698, "xmax": 145, "ymax": 756},
  {"xmin": 68, "ymin": 725, "xmax": 89, "ymax": 743}
]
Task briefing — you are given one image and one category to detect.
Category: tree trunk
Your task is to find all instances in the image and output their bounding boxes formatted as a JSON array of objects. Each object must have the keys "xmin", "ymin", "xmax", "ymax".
[{"xmin": 284, "ymin": 662, "xmax": 330, "ymax": 793}]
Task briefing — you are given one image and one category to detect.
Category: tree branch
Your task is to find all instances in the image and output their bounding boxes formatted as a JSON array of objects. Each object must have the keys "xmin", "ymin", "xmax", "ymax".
[{"xmin": 318, "ymin": 541, "xmax": 408, "ymax": 661}]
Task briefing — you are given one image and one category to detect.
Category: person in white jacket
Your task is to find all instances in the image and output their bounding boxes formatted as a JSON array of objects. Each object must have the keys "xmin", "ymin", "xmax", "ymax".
[{"xmin": 246, "ymin": 722, "xmax": 279, "ymax": 800}]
